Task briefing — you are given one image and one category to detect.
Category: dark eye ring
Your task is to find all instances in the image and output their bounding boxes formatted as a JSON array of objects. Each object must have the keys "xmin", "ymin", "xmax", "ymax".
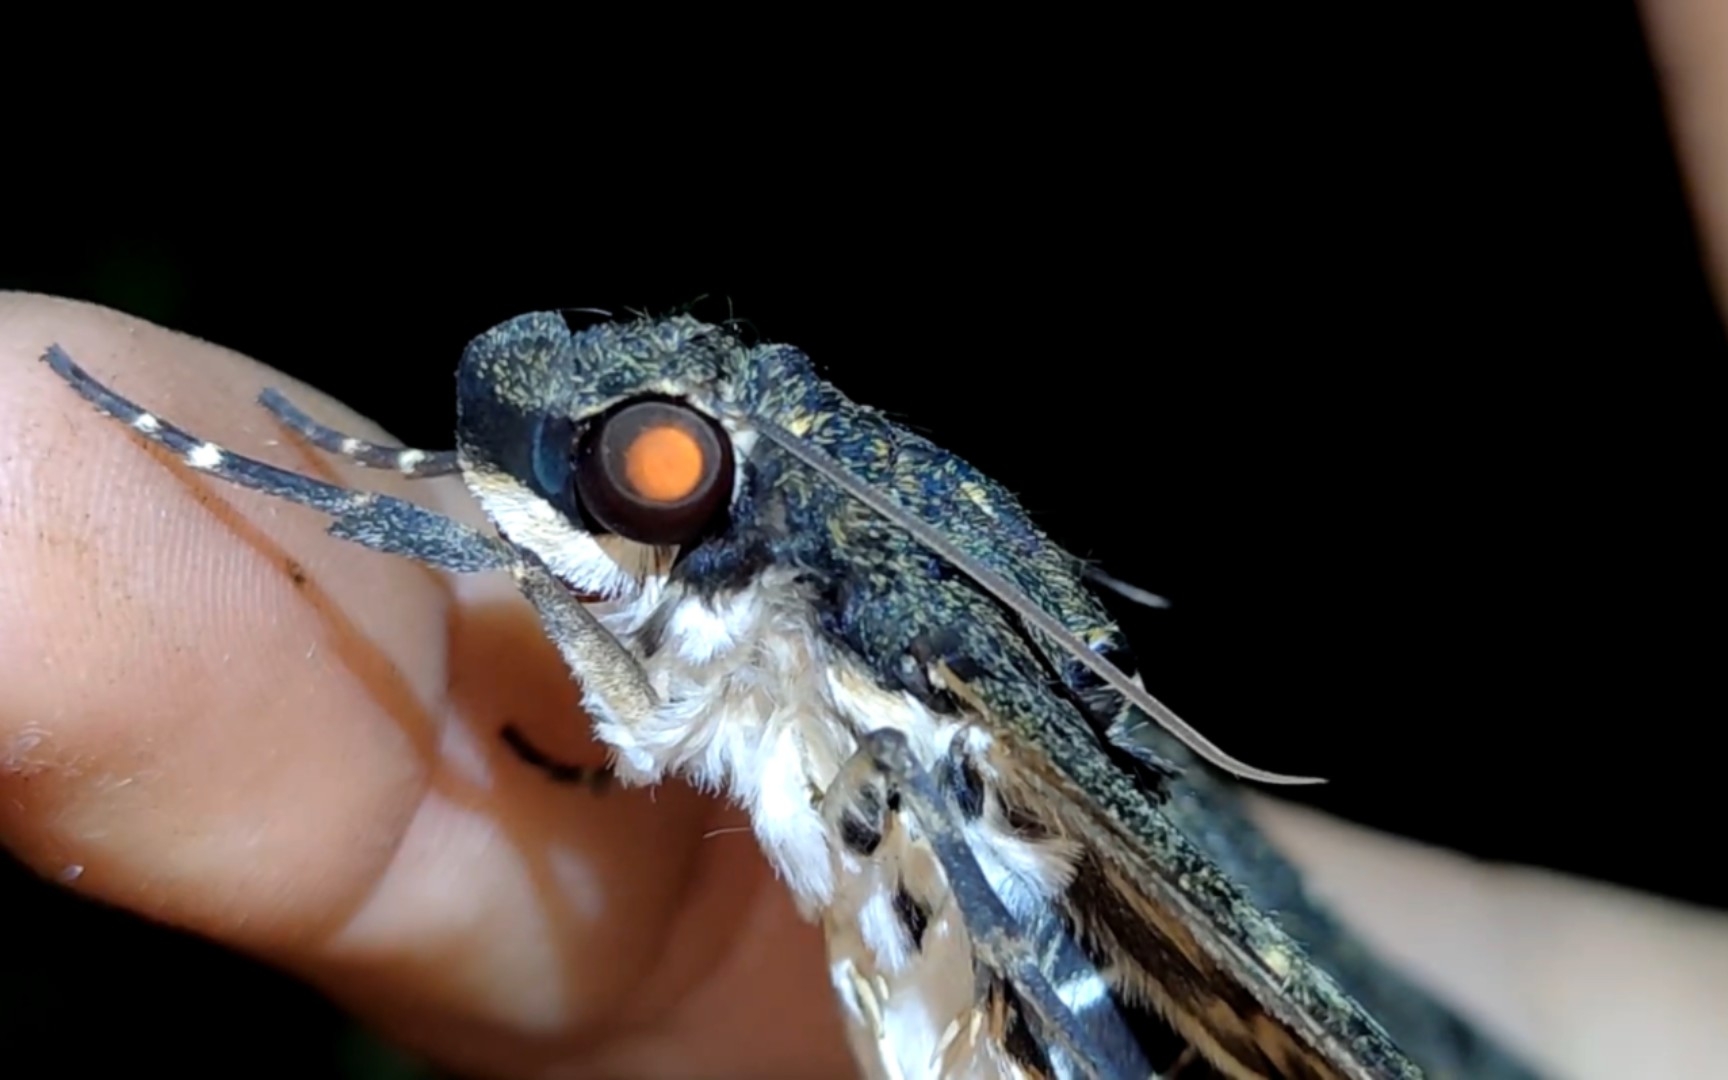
[{"xmin": 572, "ymin": 399, "xmax": 734, "ymax": 545}]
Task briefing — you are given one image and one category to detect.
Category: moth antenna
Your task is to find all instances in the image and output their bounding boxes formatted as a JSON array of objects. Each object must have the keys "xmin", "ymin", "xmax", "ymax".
[
  {"xmin": 258, "ymin": 389, "xmax": 460, "ymax": 477},
  {"xmin": 1083, "ymin": 566, "xmax": 1172, "ymax": 610},
  {"xmin": 758, "ymin": 421, "xmax": 1325, "ymax": 786},
  {"xmin": 41, "ymin": 347, "xmax": 511, "ymax": 576}
]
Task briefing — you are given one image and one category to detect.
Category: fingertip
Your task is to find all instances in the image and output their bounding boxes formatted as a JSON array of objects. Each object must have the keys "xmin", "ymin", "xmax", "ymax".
[{"xmin": 0, "ymin": 293, "xmax": 459, "ymax": 943}]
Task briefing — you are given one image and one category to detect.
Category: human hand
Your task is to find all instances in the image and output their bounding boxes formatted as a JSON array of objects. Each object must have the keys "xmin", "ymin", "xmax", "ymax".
[{"xmin": 3, "ymin": 290, "xmax": 1725, "ymax": 1079}]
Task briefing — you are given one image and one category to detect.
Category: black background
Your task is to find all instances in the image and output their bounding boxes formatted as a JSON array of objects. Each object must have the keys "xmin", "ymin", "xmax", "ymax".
[{"xmin": 3, "ymin": 6, "xmax": 1719, "ymax": 1076}]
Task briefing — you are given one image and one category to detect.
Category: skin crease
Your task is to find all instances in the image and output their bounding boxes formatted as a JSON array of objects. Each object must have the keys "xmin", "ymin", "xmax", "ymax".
[{"xmin": 0, "ymin": 39, "xmax": 1724, "ymax": 1069}]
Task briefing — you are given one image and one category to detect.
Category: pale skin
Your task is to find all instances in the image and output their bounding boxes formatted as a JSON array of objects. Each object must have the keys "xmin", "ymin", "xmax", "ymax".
[{"xmin": 2, "ymin": 17, "xmax": 1725, "ymax": 1070}]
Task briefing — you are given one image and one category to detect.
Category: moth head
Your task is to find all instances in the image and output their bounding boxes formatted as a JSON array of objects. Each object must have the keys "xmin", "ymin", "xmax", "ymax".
[{"xmin": 453, "ymin": 311, "xmax": 749, "ymax": 597}]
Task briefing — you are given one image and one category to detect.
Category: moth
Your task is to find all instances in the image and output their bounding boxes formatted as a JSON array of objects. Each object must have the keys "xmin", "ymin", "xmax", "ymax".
[{"xmin": 42, "ymin": 313, "xmax": 1539, "ymax": 1080}]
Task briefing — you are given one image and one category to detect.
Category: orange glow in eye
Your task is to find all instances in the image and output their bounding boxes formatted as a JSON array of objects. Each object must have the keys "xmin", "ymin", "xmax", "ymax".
[{"xmin": 623, "ymin": 424, "xmax": 707, "ymax": 502}]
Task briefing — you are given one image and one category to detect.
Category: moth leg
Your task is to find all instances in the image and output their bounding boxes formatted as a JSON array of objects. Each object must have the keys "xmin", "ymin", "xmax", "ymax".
[
  {"xmin": 500, "ymin": 722, "xmax": 612, "ymax": 791},
  {"xmin": 508, "ymin": 555, "xmax": 662, "ymax": 733},
  {"xmin": 258, "ymin": 388, "xmax": 461, "ymax": 477},
  {"xmin": 41, "ymin": 346, "xmax": 511, "ymax": 575},
  {"xmin": 843, "ymin": 729, "xmax": 1153, "ymax": 1080}
]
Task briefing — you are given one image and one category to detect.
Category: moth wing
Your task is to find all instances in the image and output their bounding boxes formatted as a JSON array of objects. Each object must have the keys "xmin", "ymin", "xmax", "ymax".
[
  {"xmin": 815, "ymin": 798, "xmax": 1061, "ymax": 1080},
  {"xmin": 979, "ymin": 726, "xmax": 1424, "ymax": 1080}
]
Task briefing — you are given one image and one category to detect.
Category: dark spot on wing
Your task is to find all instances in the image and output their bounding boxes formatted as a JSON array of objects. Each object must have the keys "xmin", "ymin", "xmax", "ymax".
[
  {"xmin": 940, "ymin": 747, "xmax": 987, "ymax": 820},
  {"xmin": 909, "ymin": 627, "xmax": 984, "ymax": 683},
  {"xmin": 892, "ymin": 882, "xmax": 931, "ymax": 950},
  {"xmin": 999, "ymin": 984, "xmax": 1055, "ymax": 1078},
  {"xmin": 286, "ymin": 559, "xmax": 307, "ymax": 587},
  {"xmin": 943, "ymin": 653, "xmax": 984, "ymax": 683},
  {"xmin": 892, "ymin": 651, "xmax": 959, "ymax": 714},
  {"xmin": 840, "ymin": 782, "xmax": 890, "ymax": 855},
  {"xmin": 1063, "ymin": 852, "xmax": 1303, "ymax": 1078},
  {"xmin": 1113, "ymin": 983, "xmax": 1194, "ymax": 1076},
  {"xmin": 1000, "ymin": 796, "xmax": 1052, "ymax": 840},
  {"xmin": 840, "ymin": 814, "xmax": 881, "ymax": 856}
]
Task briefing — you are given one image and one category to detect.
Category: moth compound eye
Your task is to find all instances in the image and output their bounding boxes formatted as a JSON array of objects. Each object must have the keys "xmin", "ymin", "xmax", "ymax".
[
  {"xmin": 624, "ymin": 424, "xmax": 705, "ymax": 502},
  {"xmin": 573, "ymin": 400, "xmax": 734, "ymax": 545}
]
